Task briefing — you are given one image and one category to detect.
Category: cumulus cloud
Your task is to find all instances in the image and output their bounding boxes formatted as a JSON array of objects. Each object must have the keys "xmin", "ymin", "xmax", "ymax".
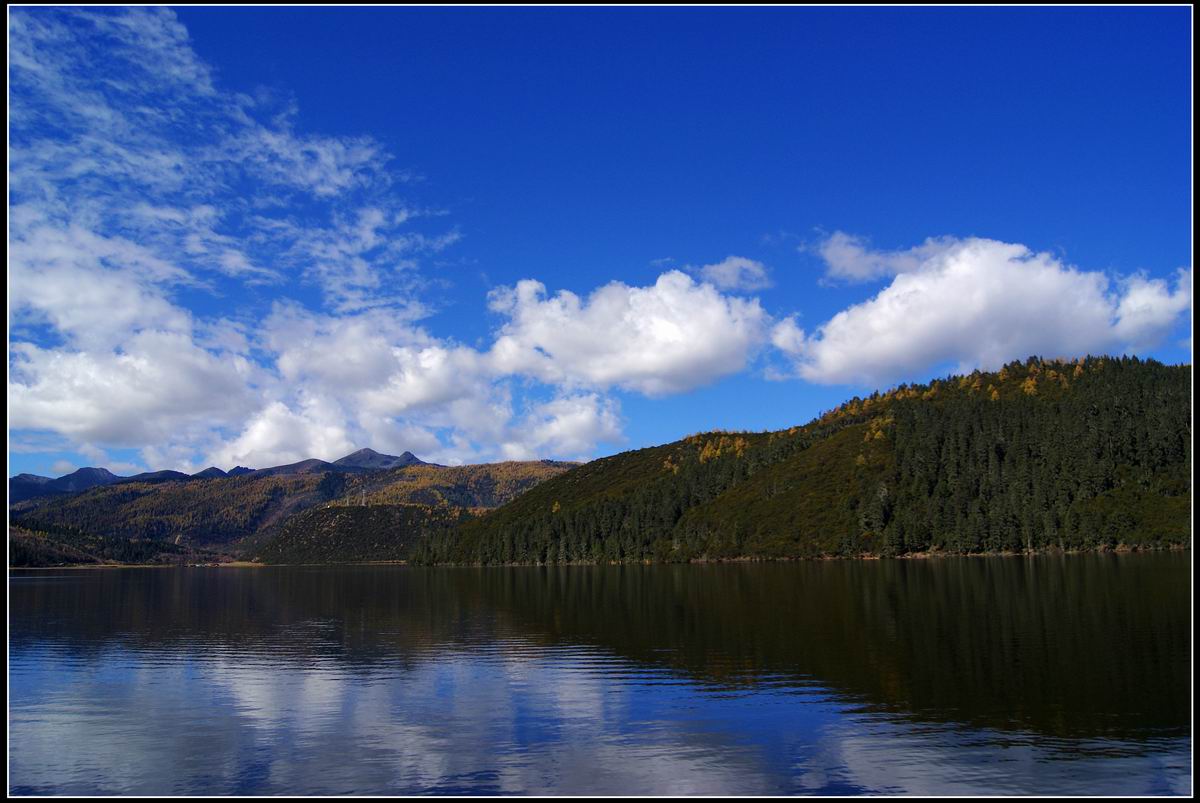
[
  {"xmin": 1113, "ymin": 268, "xmax": 1193, "ymax": 349},
  {"xmin": 190, "ymin": 268, "xmax": 750, "ymax": 467},
  {"xmin": 9, "ymin": 220, "xmax": 197, "ymax": 350},
  {"xmin": 9, "ymin": 332, "xmax": 260, "ymax": 445},
  {"xmin": 488, "ymin": 271, "xmax": 769, "ymax": 396},
  {"xmin": 695, "ymin": 256, "xmax": 772, "ymax": 291},
  {"xmin": 816, "ymin": 231, "xmax": 960, "ymax": 283},
  {"xmin": 180, "ymin": 300, "xmax": 627, "ymax": 468},
  {"xmin": 263, "ymin": 304, "xmax": 494, "ymax": 416},
  {"xmin": 209, "ymin": 399, "xmax": 357, "ymax": 470},
  {"xmin": 777, "ymin": 236, "xmax": 1193, "ymax": 385},
  {"xmin": 500, "ymin": 395, "xmax": 623, "ymax": 462}
]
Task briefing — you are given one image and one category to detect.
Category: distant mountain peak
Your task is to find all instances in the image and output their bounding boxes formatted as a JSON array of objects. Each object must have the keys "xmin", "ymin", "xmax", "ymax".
[
  {"xmin": 115, "ymin": 470, "xmax": 191, "ymax": 486},
  {"xmin": 64, "ymin": 466, "xmax": 118, "ymax": 480},
  {"xmin": 341, "ymin": 447, "xmax": 381, "ymax": 459},
  {"xmin": 10, "ymin": 465, "xmax": 121, "ymax": 502},
  {"xmin": 331, "ymin": 448, "xmax": 424, "ymax": 470},
  {"xmin": 54, "ymin": 467, "xmax": 120, "ymax": 492}
]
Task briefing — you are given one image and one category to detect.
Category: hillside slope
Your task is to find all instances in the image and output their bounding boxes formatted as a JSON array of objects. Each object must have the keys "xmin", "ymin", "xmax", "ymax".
[
  {"xmin": 252, "ymin": 461, "xmax": 574, "ymax": 563},
  {"xmin": 8, "ymin": 522, "xmax": 220, "ymax": 567},
  {"xmin": 417, "ymin": 356, "xmax": 1191, "ymax": 564},
  {"xmin": 11, "ymin": 460, "xmax": 573, "ymax": 556},
  {"xmin": 254, "ymin": 505, "xmax": 470, "ymax": 564}
]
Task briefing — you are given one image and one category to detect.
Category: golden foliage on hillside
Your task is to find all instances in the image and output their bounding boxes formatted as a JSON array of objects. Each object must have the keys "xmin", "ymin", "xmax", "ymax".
[
  {"xmin": 11, "ymin": 474, "xmax": 327, "ymax": 548},
  {"xmin": 696, "ymin": 435, "xmax": 749, "ymax": 464},
  {"xmin": 334, "ymin": 461, "xmax": 574, "ymax": 509},
  {"xmin": 12, "ymin": 461, "xmax": 573, "ymax": 553},
  {"xmin": 807, "ymin": 355, "xmax": 1105, "ymax": 429}
]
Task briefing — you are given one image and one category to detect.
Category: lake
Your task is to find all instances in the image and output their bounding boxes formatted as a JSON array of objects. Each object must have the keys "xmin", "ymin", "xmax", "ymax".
[{"xmin": 8, "ymin": 553, "xmax": 1191, "ymax": 795}]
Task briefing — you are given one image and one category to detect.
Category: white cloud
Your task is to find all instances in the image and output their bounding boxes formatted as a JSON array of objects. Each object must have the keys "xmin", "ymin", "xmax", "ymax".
[
  {"xmin": 9, "ymin": 6, "xmax": 453, "ymax": 316},
  {"xmin": 216, "ymin": 249, "xmax": 283, "ymax": 284},
  {"xmin": 228, "ymin": 127, "xmax": 390, "ymax": 199},
  {"xmin": 208, "ymin": 398, "xmax": 356, "ymax": 469},
  {"xmin": 500, "ymin": 395, "xmax": 623, "ymax": 462},
  {"xmin": 488, "ymin": 271, "xmax": 769, "ymax": 396},
  {"xmin": 695, "ymin": 255, "xmax": 772, "ymax": 291},
  {"xmin": 9, "ymin": 219, "xmax": 196, "ymax": 349},
  {"xmin": 196, "ymin": 304, "xmax": 627, "ymax": 469},
  {"xmin": 260, "ymin": 303, "xmax": 498, "ymax": 421},
  {"xmin": 1113, "ymin": 268, "xmax": 1193, "ymax": 349},
  {"xmin": 770, "ymin": 316, "xmax": 808, "ymax": 354},
  {"xmin": 816, "ymin": 231, "xmax": 959, "ymax": 283},
  {"xmin": 49, "ymin": 460, "xmax": 77, "ymax": 476},
  {"xmin": 9, "ymin": 331, "xmax": 259, "ymax": 446},
  {"xmin": 778, "ymin": 236, "xmax": 1193, "ymax": 385}
]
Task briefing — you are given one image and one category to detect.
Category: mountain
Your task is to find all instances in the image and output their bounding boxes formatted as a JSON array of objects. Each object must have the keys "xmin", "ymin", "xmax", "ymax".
[
  {"xmin": 332, "ymin": 448, "xmax": 426, "ymax": 471},
  {"xmin": 8, "ymin": 474, "xmax": 56, "ymax": 504},
  {"xmin": 416, "ymin": 356, "xmax": 1191, "ymax": 565},
  {"xmin": 8, "ymin": 450, "xmax": 429, "ymax": 504},
  {"xmin": 8, "ymin": 467, "xmax": 121, "ymax": 503},
  {"xmin": 10, "ymin": 459, "xmax": 574, "ymax": 558},
  {"xmin": 246, "ymin": 458, "xmax": 339, "ymax": 477},
  {"xmin": 248, "ymin": 449, "xmax": 426, "ymax": 477},
  {"xmin": 8, "ymin": 450, "xmax": 426, "ymax": 504},
  {"xmin": 114, "ymin": 470, "xmax": 193, "ymax": 485},
  {"xmin": 13, "ymin": 473, "xmax": 53, "ymax": 486},
  {"xmin": 253, "ymin": 460, "xmax": 577, "ymax": 563},
  {"xmin": 54, "ymin": 467, "xmax": 122, "ymax": 492},
  {"xmin": 240, "ymin": 449, "xmax": 425, "ymax": 478},
  {"xmin": 7, "ymin": 448, "xmax": 457, "ymax": 558},
  {"xmin": 10, "ymin": 464, "xmax": 221, "ymax": 503}
]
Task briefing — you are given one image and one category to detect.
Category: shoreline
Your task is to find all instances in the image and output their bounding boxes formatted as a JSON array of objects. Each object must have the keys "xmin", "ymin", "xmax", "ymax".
[
  {"xmin": 9, "ymin": 543, "xmax": 1188, "ymax": 571},
  {"xmin": 411, "ymin": 542, "xmax": 1190, "ymax": 568}
]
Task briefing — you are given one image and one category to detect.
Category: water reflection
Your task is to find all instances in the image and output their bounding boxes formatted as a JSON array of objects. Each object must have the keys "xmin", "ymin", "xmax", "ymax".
[{"xmin": 9, "ymin": 553, "xmax": 1191, "ymax": 795}]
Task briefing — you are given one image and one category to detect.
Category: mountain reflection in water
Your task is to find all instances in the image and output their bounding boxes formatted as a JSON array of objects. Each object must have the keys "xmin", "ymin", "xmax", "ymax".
[{"xmin": 9, "ymin": 553, "xmax": 1190, "ymax": 795}]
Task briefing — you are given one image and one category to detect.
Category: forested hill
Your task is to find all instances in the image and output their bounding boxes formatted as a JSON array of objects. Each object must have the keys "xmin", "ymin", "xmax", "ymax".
[{"xmin": 416, "ymin": 356, "xmax": 1191, "ymax": 565}]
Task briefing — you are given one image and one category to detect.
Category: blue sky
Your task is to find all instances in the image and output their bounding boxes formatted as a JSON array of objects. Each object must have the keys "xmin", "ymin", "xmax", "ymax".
[{"xmin": 8, "ymin": 7, "xmax": 1193, "ymax": 477}]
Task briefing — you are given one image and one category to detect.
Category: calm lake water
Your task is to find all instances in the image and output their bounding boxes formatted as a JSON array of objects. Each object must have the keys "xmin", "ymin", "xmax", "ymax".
[{"xmin": 8, "ymin": 554, "xmax": 1191, "ymax": 795}]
